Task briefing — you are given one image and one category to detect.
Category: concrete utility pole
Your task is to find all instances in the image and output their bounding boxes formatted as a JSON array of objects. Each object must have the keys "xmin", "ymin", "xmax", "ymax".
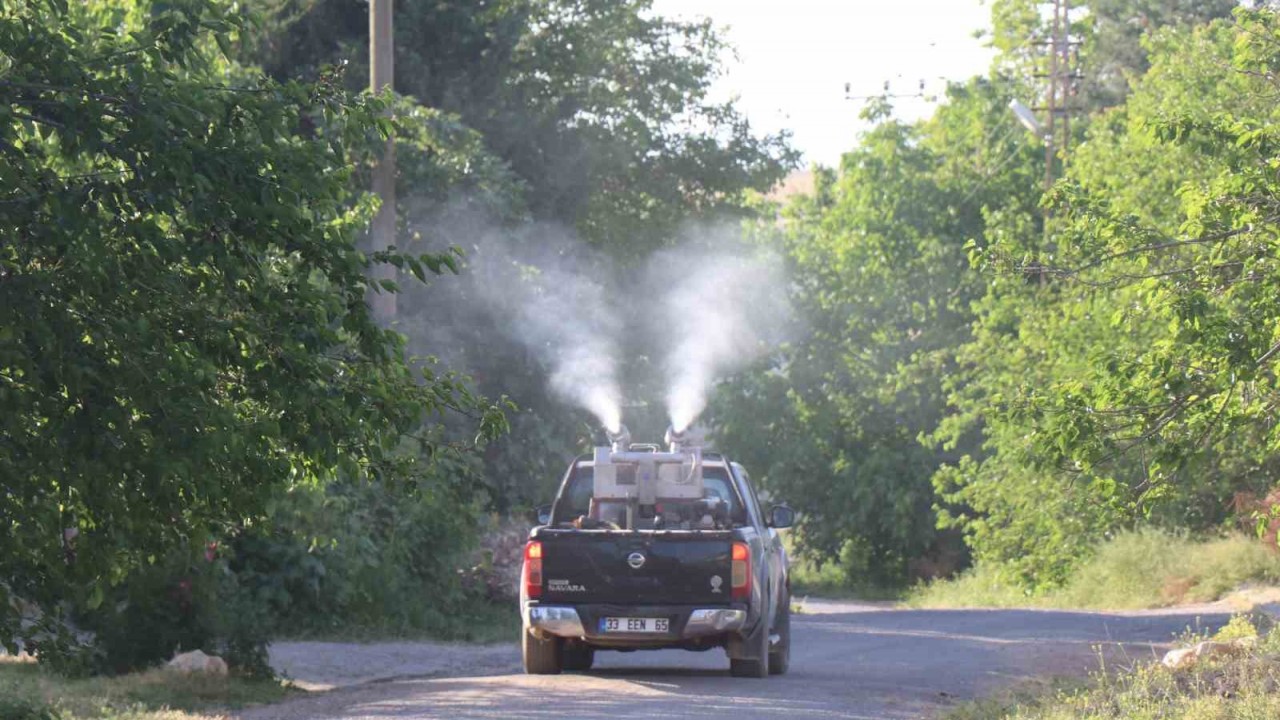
[{"xmin": 369, "ymin": 0, "xmax": 396, "ymax": 323}]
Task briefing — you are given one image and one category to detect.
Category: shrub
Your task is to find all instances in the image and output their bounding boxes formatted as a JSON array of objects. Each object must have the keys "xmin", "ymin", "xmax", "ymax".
[
  {"xmin": 0, "ymin": 680, "xmax": 59, "ymax": 720},
  {"xmin": 1054, "ymin": 530, "xmax": 1280, "ymax": 609},
  {"xmin": 229, "ymin": 461, "xmax": 486, "ymax": 638},
  {"xmin": 464, "ymin": 516, "xmax": 530, "ymax": 604},
  {"xmin": 68, "ymin": 542, "xmax": 276, "ymax": 677},
  {"xmin": 84, "ymin": 551, "xmax": 221, "ymax": 675},
  {"xmin": 913, "ymin": 530, "xmax": 1280, "ymax": 610}
]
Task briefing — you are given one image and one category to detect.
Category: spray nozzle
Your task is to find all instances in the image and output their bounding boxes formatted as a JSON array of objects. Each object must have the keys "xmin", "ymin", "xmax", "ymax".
[
  {"xmin": 606, "ymin": 424, "xmax": 631, "ymax": 453},
  {"xmin": 665, "ymin": 425, "xmax": 702, "ymax": 452}
]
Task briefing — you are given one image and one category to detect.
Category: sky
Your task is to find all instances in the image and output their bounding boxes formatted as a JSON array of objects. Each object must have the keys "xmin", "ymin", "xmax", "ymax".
[{"xmin": 651, "ymin": 0, "xmax": 997, "ymax": 167}]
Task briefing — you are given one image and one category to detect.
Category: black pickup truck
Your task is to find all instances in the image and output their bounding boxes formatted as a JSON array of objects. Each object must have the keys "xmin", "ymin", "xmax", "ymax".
[{"xmin": 520, "ymin": 446, "xmax": 794, "ymax": 678}]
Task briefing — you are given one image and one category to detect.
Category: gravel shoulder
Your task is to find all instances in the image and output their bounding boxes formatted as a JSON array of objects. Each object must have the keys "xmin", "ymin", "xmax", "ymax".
[{"xmin": 268, "ymin": 640, "xmax": 518, "ymax": 690}]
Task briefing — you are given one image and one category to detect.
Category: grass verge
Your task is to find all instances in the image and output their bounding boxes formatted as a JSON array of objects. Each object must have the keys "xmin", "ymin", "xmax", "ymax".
[
  {"xmin": 943, "ymin": 616, "xmax": 1280, "ymax": 719},
  {"xmin": 911, "ymin": 530, "xmax": 1280, "ymax": 610},
  {"xmin": 0, "ymin": 656, "xmax": 294, "ymax": 720},
  {"xmin": 786, "ymin": 537, "xmax": 905, "ymax": 601}
]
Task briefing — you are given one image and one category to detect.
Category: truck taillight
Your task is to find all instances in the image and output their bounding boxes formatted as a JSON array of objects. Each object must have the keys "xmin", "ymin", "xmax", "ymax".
[
  {"xmin": 731, "ymin": 541, "xmax": 750, "ymax": 600},
  {"xmin": 523, "ymin": 541, "xmax": 543, "ymax": 599}
]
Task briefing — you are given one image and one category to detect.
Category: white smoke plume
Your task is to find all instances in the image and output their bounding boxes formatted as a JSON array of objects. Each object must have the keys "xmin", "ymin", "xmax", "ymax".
[
  {"xmin": 650, "ymin": 240, "xmax": 793, "ymax": 432},
  {"xmin": 469, "ymin": 227, "xmax": 624, "ymax": 434},
  {"xmin": 519, "ymin": 265, "xmax": 623, "ymax": 433},
  {"xmin": 401, "ymin": 201, "xmax": 789, "ymax": 437}
]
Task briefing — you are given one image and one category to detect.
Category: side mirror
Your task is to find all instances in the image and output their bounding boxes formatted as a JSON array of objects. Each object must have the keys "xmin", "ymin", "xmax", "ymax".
[
  {"xmin": 533, "ymin": 504, "xmax": 553, "ymax": 526},
  {"xmin": 768, "ymin": 505, "xmax": 795, "ymax": 529}
]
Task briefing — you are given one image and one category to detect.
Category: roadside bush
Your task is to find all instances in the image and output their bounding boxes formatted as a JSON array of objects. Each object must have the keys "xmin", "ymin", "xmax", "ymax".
[
  {"xmin": 787, "ymin": 538, "xmax": 915, "ymax": 600},
  {"xmin": 84, "ymin": 551, "xmax": 220, "ymax": 675},
  {"xmin": 463, "ymin": 516, "xmax": 530, "ymax": 604},
  {"xmin": 0, "ymin": 688, "xmax": 59, "ymax": 720},
  {"xmin": 32, "ymin": 456, "xmax": 490, "ymax": 675},
  {"xmin": 906, "ymin": 563, "xmax": 1032, "ymax": 608},
  {"xmin": 913, "ymin": 530, "xmax": 1280, "ymax": 610},
  {"xmin": 230, "ymin": 457, "xmax": 487, "ymax": 638},
  {"xmin": 70, "ymin": 544, "xmax": 275, "ymax": 677},
  {"xmin": 1055, "ymin": 530, "xmax": 1280, "ymax": 609}
]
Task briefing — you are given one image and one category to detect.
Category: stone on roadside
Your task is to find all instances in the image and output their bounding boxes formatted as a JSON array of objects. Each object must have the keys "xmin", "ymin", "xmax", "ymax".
[
  {"xmin": 1161, "ymin": 646, "xmax": 1199, "ymax": 670},
  {"xmin": 167, "ymin": 649, "xmax": 229, "ymax": 676},
  {"xmin": 1161, "ymin": 638, "xmax": 1253, "ymax": 670}
]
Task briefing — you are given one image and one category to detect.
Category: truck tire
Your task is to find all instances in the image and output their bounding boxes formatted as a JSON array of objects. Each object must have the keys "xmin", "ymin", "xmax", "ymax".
[
  {"xmin": 729, "ymin": 612, "xmax": 770, "ymax": 678},
  {"xmin": 522, "ymin": 630, "xmax": 563, "ymax": 674},
  {"xmin": 768, "ymin": 594, "xmax": 791, "ymax": 675},
  {"xmin": 563, "ymin": 642, "xmax": 595, "ymax": 671}
]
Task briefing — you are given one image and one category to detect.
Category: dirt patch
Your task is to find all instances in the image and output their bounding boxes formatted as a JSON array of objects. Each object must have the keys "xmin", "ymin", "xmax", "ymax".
[{"xmin": 1162, "ymin": 576, "xmax": 1198, "ymax": 604}]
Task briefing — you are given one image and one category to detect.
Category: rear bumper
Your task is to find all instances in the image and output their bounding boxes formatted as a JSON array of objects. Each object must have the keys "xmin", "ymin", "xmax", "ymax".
[{"xmin": 524, "ymin": 602, "xmax": 747, "ymax": 643}]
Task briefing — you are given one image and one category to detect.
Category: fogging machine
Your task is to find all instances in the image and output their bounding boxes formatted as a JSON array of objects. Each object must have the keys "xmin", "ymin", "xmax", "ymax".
[{"xmin": 590, "ymin": 425, "xmax": 704, "ymax": 528}]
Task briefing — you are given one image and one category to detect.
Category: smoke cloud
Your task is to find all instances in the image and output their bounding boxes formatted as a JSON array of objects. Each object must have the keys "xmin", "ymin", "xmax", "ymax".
[
  {"xmin": 399, "ymin": 201, "xmax": 790, "ymax": 439},
  {"xmin": 648, "ymin": 239, "xmax": 793, "ymax": 433},
  {"xmin": 468, "ymin": 226, "xmax": 624, "ymax": 434}
]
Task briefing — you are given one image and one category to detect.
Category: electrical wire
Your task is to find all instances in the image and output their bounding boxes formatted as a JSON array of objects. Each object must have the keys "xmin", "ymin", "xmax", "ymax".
[{"xmin": 956, "ymin": 121, "xmax": 1025, "ymax": 210}]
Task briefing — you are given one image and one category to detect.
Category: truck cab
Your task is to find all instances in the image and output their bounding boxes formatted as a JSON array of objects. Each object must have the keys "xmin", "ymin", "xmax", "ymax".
[{"xmin": 520, "ymin": 443, "xmax": 795, "ymax": 678}]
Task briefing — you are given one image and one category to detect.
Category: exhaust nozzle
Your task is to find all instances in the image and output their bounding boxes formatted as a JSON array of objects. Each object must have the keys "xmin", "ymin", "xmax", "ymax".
[
  {"xmin": 665, "ymin": 425, "xmax": 696, "ymax": 452},
  {"xmin": 606, "ymin": 424, "xmax": 631, "ymax": 453}
]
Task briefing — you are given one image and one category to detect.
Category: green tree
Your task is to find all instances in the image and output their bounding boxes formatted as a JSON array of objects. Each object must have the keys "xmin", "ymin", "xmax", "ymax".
[
  {"xmin": 0, "ymin": 0, "xmax": 504, "ymax": 658},
  {"xmin": 714, "ymin": 86, "xmax": 1042, "ymax": 585},
  {"xmin": 936, "ymin": 9, "xmax": 1280, "ymax": 587},
  {"xmin": 988, "ymin": 0, "xmax": 1237, "ymax": 110},
  {"xmin": 244, "ymin": 0, "xmax": 795, "ymax": 254},
  {"xmin": 241, "ymin": 0, "xmax": 796, "ymax": 512}
]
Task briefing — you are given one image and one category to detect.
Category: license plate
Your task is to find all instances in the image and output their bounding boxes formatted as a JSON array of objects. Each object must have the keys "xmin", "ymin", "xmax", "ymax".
[{"xmin": 599, "ymin": 617, "xmax": 670, "ymax": 633}]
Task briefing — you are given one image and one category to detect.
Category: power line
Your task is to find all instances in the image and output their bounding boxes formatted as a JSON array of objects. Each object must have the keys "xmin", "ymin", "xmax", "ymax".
[{"xmin": 844, "ymin": 78, "xmax": 935, "ymax": 102}]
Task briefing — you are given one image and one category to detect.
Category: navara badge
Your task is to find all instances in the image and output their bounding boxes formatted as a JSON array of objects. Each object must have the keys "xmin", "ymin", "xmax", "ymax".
[{"xmin": 627, "ymin": 552, "xmax": 646, "ymax": 569}]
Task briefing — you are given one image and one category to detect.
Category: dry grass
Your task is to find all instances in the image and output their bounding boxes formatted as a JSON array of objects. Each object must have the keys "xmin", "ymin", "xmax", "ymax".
[
  {"xmin": 0, "ymin": 661, "xmax": 294, "ymax": 720},
  {"xmin": 911, "ymin": 530, "xmax": 1280, "ymax": 611},
  {"xmin": 946, "ymin": 617, "xmax": 1280, "ymax": 719}
]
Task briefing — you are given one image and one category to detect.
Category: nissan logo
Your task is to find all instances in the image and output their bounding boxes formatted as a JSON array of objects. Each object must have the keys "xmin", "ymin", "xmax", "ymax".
[{"xmin": 626, "ymin": 552, "xmax": 646, "ymax": 569}]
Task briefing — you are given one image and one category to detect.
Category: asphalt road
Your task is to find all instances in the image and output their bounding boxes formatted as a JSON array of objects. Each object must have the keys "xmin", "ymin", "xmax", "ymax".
[{"xmin": 241, "ymin": 600, "xmax": 1231, "ymax": 720}]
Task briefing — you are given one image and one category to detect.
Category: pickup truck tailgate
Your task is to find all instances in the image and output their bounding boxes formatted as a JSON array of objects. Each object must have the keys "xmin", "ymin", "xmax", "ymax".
[{"xmin": 537, "ymin": 530, "xmax": 732, "ymax": 604}]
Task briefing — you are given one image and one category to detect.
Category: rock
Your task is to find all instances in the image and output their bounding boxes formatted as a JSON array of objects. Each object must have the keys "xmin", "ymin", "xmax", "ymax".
[
  {"xmin": 168, "ymin": 649, "xmax": 229, "ymax": 676},
  {"xmin": 1161, "ymin": 638, "xmax": 1253, "ymax": 670},
  {"xmin": 1161, "ymin": 646, "xmax": 1199, "ymax": 670}
]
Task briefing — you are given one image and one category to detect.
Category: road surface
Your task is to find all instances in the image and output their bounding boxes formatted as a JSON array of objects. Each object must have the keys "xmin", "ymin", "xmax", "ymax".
[{"xmin": 242, "ymin": 600, "xmax": 1230, "ymax": 720}]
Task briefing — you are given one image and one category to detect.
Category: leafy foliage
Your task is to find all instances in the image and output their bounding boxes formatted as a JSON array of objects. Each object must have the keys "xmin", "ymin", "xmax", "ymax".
[
  {"xmin": 938, "ymin": 9, "xmax": 1280, "ymax": 585},
  {"xmin": 720, "ymin": 4, "xmax": 1280, "ymax": 592},
  {"xmin": 0, "ymin": 0, "xmax": 504, "ymax": 661},
  {"xmin": 237, "ymin": 0, "xmax": 797, "ymax": 515},
  {"xmin": 245, "ymin": 0, "xmax": 797, "ymax": 253},
  {"xmin": 715, "ymin": 88, "xmax": 1041, "ymax": 585},
  {"xmin": 229, "ymin": 456, "xmax": 484, "ymax": 638},
  {"xmin": 987, "ymin": 0, "xmax": 1238, "ymax": 110}
]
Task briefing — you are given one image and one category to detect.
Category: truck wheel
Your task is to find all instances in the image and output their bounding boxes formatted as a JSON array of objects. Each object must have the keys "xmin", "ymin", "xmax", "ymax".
[
  {"xmin": 563, "ymin": 642, "xmax": 595, "ymax": 671},
  {"xmin": 768, "ymin": 594, "xmax": 791, "ymax": 675},
  {"xmin": 729, "ymin": 614, "xmax": 770, "ymax": 678},
  {"xmin": 522, "ymin": 629, "xmax": 563, "ymax": 675}
]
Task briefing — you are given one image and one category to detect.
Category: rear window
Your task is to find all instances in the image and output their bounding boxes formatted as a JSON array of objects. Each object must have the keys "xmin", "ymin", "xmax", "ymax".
[{"xmin": 554, "ymin": 464, "xmax": 747, "ymax": 527}]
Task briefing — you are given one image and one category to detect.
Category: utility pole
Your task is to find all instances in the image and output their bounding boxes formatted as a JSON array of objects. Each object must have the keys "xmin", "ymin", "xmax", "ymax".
[
  {"xmin": 1033, "ymin": 0, "xmax": 1079, "ymax": 252},
  {"xmin": 1044, "ymin": 0, "xmax": 1060, "ymax": 196},
  {"xmin": 1041, "ymin": 0, "xmax": 1077, "ymax": 194},
  {"xmin": 369, "ymin": 0, "xmax": 396, "ymax": 323}
]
